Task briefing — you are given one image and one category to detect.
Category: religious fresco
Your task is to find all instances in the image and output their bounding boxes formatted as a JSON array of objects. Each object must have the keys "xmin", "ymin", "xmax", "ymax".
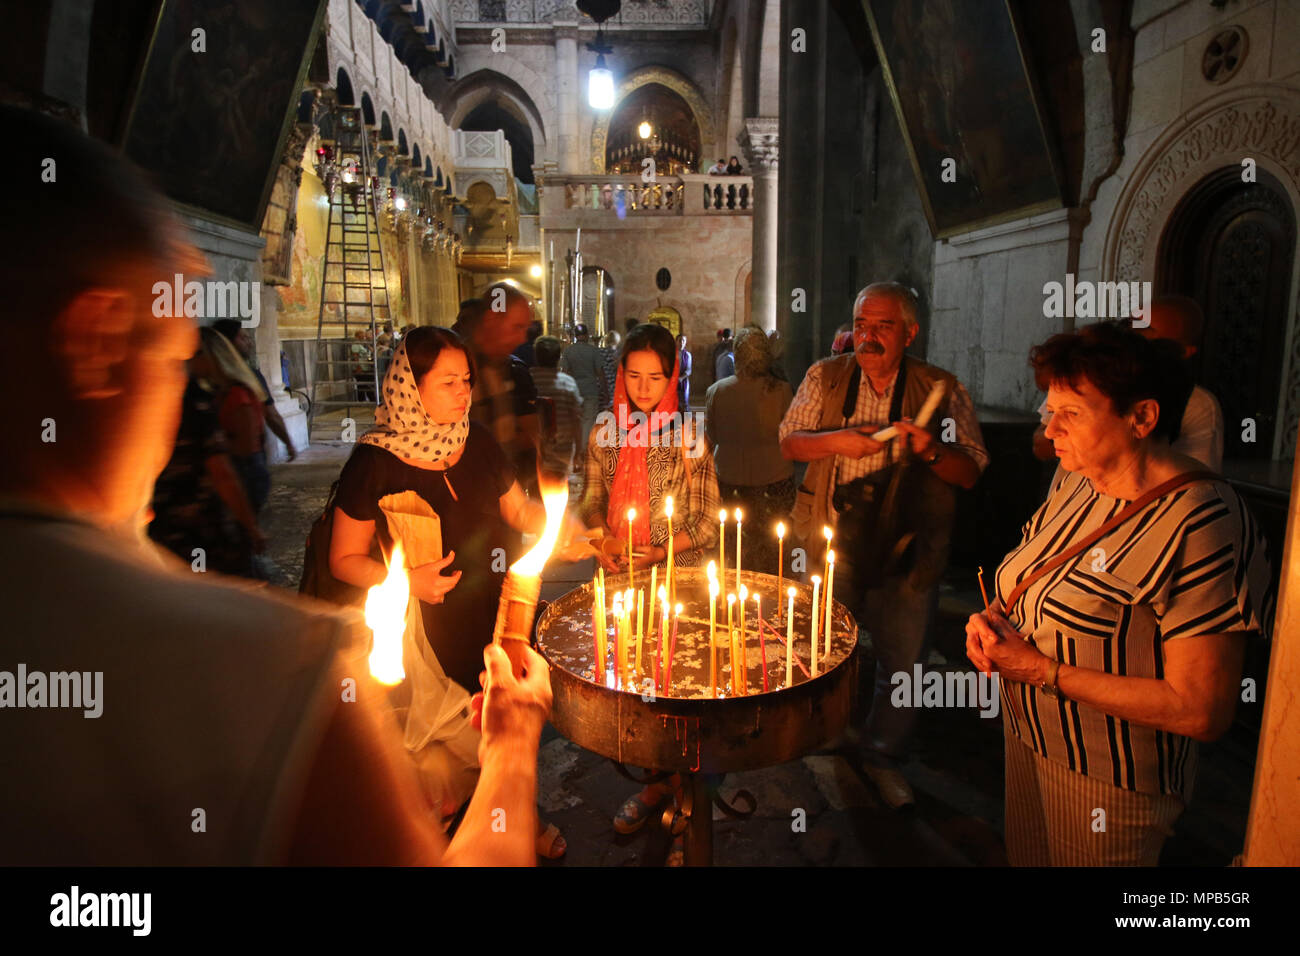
[
  {"xmin": 864, "ymin": 0, "xmax": 1063, "ymax": 238},
  {"xmin": 123, "ymin": 0, "xmax": 325, "ymax": 228}
]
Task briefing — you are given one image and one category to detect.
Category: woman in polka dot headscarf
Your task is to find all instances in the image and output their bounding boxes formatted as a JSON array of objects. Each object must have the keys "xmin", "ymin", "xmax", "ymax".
[{"xmin": 330, "ymin": 326, "xmax": 576, "ymax": 857}]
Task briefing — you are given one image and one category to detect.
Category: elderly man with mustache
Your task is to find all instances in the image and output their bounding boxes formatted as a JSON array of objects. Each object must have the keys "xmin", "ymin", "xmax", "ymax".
[{"xmin": 780, "ymin": 282, "xmax": 989, "ymax": 808}]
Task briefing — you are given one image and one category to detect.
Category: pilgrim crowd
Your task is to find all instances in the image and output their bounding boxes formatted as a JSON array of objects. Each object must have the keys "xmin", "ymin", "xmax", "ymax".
[{"xmin": 0, "ymin": 106, "xmax": 1273, "ymax": 868}]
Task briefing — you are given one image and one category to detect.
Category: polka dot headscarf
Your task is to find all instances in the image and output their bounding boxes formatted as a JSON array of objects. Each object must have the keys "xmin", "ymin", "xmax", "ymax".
[{"xmin": 359, "ymin": 334, "xmax": 469, "ymax": 466}]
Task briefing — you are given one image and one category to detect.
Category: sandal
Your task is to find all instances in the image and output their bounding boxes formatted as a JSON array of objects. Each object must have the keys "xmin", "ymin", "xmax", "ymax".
[
  {"xmin": 536, "ymin": 822, "xmax": 567, "ymax": 859},
  {"xmin": 666, "ymin": 834, "xmax": 685, "ymax": 867},
  {"xmin": 614, "ymin": 791, "xmax": 662, "ymax": 834}
]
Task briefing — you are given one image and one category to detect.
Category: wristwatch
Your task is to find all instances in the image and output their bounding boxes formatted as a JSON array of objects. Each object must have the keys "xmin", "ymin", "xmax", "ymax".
[
  {"xmin": 923, "ymin": 446, "xmax": 943, "ymax": 466},
  {"xmin": 1040, "ymin": 659, "xmax": 1062, "ymax": 698}
]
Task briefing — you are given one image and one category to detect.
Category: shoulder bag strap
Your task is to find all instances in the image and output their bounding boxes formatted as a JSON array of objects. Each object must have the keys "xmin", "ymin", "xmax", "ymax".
[{"xmin": 1003, "ymin": 470, "xmax": 1218, "ymax": 614}]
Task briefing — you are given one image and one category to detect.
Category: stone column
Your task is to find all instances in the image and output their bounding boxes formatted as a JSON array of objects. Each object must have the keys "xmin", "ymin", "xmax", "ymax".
[
  {"xmin": 740, "ymin": 117, "xmax": 780, "ymax": 331},
  {"xmin": 1244, "ymin": 448, "xmax": 1300, "ymax": 865},
  {"xmin": 554, "ymin": 23, "xmax": 580, "ymax": 173}
]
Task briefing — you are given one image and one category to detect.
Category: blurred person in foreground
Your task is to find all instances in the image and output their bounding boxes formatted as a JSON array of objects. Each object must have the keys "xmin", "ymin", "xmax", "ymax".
[
  {"xmin": 0, "ymin": 105, "xmax": 547, "ymax": 866},
  {"xmin": 969, "ymin": 322, "xmax": 1271, "ymax": 865}
]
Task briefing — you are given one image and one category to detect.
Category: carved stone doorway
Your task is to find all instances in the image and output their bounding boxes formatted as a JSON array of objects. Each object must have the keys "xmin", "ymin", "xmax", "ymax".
[{"xmin": 1159, "ymin": 167, "xmax": 1296, "ymax": 460}]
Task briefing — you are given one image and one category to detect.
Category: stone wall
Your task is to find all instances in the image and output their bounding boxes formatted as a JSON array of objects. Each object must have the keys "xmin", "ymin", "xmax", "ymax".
[{"xmin": 544, "ymin": 215, "xmax": 753, "ymax": 398}]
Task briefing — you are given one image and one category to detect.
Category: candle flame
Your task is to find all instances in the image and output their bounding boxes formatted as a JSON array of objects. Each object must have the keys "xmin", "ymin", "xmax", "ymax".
[
  {"xmin": 627, "ymin": 507, "xmax": 636, "ymax": 521},
  {"xmin": 718, "ymin": 508, "xmax": 727, "ymax": 522},
  {"xmin": 664, "ymin": 495, "xmax": 674, "ymax": 518},
  {"xmin": 710, "ymin": 579, "xmax": 720, "ymax": 598},
  {"xmin": 787, "ymin": 586, "xmax": 796, "ymax": 597},
  {"xmin": 706, "ymin": 560, "xmax": 717, "ymax": 580},
  {"xmin": 365, "ymin": 542, "xmax": 409, "ymax": 685},
  {"xmin": 828, "ymin": 549, "xmax": 835, "ymax": 563},
  {"xmin": 674, "ymin": 603, "xmax": 683, "ymax": 616},
  {"xmin": 727, "ymin": 593, "xmax": 736, "ymax": 605},
  {"xmin": 734, "ymin": 507, "xmax": 743, "ymax": 521},
  {"xmin": 811, "ymin": 575, "xmax": 821, "ymax": 585},
  {"xmin": 823, "ymin": 526, "xmax": 833, "ymax": 541},
  {"xmin": 511, "ymin": 480, "xmax": 569, "ymax": 577},
  {"xmin": 738, "ymin": 583, "xmax": 748, "ymax": 601},
  {"xmin": 777, "ymin": 521, "xmax": 785, "ymax": 538}
]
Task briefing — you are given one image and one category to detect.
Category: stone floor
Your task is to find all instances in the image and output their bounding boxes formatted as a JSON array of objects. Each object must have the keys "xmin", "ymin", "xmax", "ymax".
[{"xmin": 262, "ymin": 444, "xmax": 1257, "ymax": 866}]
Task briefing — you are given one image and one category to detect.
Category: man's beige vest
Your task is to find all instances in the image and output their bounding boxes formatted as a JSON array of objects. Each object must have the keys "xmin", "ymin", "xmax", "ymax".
[{"xmin": 791, "ymin": 353, "xmax": 958, "ymax": 544}]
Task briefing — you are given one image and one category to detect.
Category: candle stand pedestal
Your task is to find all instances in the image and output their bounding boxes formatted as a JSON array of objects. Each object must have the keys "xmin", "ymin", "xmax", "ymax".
[{"xmin": 536, "ymin": 568, "xmax": 858, "ymax": 866}]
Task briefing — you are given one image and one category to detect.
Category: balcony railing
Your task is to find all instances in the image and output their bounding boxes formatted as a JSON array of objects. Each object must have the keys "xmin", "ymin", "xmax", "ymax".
[{"xmin": 542, "ymin": 174, "xmax": 754, "ymax": 218}]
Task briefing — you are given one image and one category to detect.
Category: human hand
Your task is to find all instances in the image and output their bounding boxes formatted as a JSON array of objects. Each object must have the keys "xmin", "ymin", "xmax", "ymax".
[
  {"xmin": 408, "ymin": 550, "xmax": 462, "ymax": 604},
  {"xmin": 893, "ymin": 419, "xmax": 936, "ymax": 458},
  {"xmin": 471, "ymin": 643, "xmax": 551, "ymax": 750},
  {"xmin": 286, "ymin": 445, "xmax": 299, "ymax": 462},
  {"xmin": 616, "ymin": 544, "xmax": 665, "ymax": 572},
  {"xmin": 965, "ymin": 608, "xmax": 1047, "ymax": 683},
  {"xmin": 835, "ymin": 427, "xmax": 885, "ymax": 459}
]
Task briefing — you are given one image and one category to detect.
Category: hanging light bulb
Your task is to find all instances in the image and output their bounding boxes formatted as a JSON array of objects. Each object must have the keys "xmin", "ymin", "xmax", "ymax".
[{"xmin": 589, "ymin": 52, "xmax": 614, "ymax": 110}]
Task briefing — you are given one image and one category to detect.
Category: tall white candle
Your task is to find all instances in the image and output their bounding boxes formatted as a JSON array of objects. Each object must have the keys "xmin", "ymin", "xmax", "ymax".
[
  {"xmin": 824, "ymin": 550, "xmax": 835, "ymax": 658},
  {"xmin": 734, "ymin": 507, "xmax": 743, "ymax": 593},
  {"xmin": 718, "ymin": 509, "xmax": 727, "ymax": 584},
  {"xmin": 786, "ymin": 586, "xmax": 796, "ymax": 687},
  {"xmin": 810, "ymin": 575, "xmax": 821, "ymax": 677}
]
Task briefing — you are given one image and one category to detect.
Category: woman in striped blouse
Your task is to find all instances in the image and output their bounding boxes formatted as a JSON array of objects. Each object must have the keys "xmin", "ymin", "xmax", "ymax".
[{"xmin": 966, "ymin": 322, "xmax": 1272, "ymax": 866}]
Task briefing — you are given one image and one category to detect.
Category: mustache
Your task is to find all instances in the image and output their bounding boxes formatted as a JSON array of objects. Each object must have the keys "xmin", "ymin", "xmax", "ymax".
[{"xmin": 857, "ymin": 340, "xmax": 886, "ymax": 355}]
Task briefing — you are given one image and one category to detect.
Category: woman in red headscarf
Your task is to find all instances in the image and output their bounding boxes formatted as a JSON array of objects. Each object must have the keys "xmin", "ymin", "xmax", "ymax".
[{"xmin": 579, "ymin": 322, "xmax": 721, "ymax": 865}]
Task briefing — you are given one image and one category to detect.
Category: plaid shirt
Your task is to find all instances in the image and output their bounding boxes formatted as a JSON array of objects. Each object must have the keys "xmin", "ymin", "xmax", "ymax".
[
  {"xmin": 779, "ymin": 359, "xmax": 989, "ymax": 485},
  {"xmin": 579, "ymin": 426, "xmax": 721, "ymax": 566}
]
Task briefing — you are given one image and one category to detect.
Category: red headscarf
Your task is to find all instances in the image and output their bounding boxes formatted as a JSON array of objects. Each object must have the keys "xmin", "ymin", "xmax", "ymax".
[{"xmin": 606, "ymin": 348, "xmax": 681, "ymax": 547}]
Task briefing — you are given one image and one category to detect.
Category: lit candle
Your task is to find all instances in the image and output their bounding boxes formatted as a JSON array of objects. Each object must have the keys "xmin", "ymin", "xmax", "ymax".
[
  {"xmin": 737, "ymin": 583, "xmax": 748, "ymax": 695},
  {"xmin": 709, "ymin": 577, "xmax": 719, "ymax": 698},
  {"xmin": 734, "ymin": 507, "xmax": 743, "ymax": 593},
  {"xmin": 754, "ymin": 591, "xmax": 767, "ymax": 692},
  {"xmin": 726, "ymin": 593, "xmax": 736, "ymax": 695},
  {"xmin": 822, "ymin": 526, "xmax": 833, "ymax": 594},
  {"xmin": 667, "ymin": 603, "xmax": 682, "ymax": 689},
  {"xmin": 648, "ymin": 564, "xmax": 658, "ymax": 644},
  {"xmin": 718, "ymin": 508, "xmax": 727, "ymax": 584},
  {"xmin": 776, "ymin": 521, "xmax": 786, "ymax": 620},
  {"xmin": 596, "ymin": 566, "xmax": 607, "ymax": 676},
  {"xmin": 626, "ymin": 507, "xmax": 636, "ymax": 592},
  {"xmin": 658, "ymin": 585, "xmax": 669, "ymax": 693},
  {"xmin": 612, "ymin": 591, "xmax": 624, "ymax": 690},
  {"xmin": 635, "ymin": 587, "xmax": 644, "ymax": 674},
  {"xmin": 824, "ymin": 550, "xmax": 835, "ymax": 658},
  {"xmin": 665, "ymin": 496, "xmax": 675, "ymax": 608},
  {"xmin": 810, "ymin": 575, "xmax": 821, "ymax": 677},
  {"xmin": 786, "ymin": 586, "xmax": 795, "ymax": 687}
]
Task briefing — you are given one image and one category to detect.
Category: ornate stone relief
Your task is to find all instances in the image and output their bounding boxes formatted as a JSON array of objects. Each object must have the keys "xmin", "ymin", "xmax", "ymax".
[
  {"xmin": 590, "ymin": 66, "xmax": 715, "ymax": 173},
  {"xmin": 1106, "ymin": 87, "xmax": 1300, "ymax": 459}
]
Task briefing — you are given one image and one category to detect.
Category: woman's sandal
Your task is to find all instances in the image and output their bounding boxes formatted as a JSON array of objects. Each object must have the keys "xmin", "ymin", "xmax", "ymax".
[
  {"xmin": 536, "ymin": 822, "xmax": 567, "ymax": 860},
  {"xmin": 614, "ymin": 791, "xmax": 662, "ymax": 834},
  {"xmin": 666, "ymin": 834, "xmax": 685, "ymax": 867}
]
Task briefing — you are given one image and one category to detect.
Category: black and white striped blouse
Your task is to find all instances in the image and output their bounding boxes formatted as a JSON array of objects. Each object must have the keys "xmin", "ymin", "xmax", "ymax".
[{"xmin": 995, "ymin": 469, "xmax": 1273, "ymax": 800}]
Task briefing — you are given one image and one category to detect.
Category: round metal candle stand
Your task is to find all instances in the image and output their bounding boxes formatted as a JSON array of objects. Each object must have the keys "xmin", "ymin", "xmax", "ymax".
[{"xmin": 536, "ymin": 568, "xmax": 858, "ymax": 866}]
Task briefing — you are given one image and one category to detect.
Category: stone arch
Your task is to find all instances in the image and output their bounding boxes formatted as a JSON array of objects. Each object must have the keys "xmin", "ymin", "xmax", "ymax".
[
  {"xmin": 360, "ymin": 91, "xmax": 376, "ymax": 128},
  {"xmin": 335, "ymin": 67, "xmax": 355, "ymax": 107},
  {"xmin": 1104, "ymin": 84, "xmax": 1300, "ymax": 457},
  {"xmin": 448, "ymin": 68, "xmax": 549, "ymax": 149},
  {"xmin": 398, "ymin": 128, "xmax": 409, "ymax": 155},
  {"xmin": 734, "ymin": 259, "xmax": 753, "ymax": 328},
  {"xmin": 591, "ymin": 66, "xmax": 716, "ymax": 173},
  {"xmin": 380, "ymin": 110, "xmax": 394, "ymax": 143}
]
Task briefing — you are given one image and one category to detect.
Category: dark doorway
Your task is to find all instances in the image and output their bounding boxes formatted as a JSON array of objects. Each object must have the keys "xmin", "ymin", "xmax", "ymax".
[{"xmin": 1159, "ymin": 167, "xmax": 1296, "ymax": 460}]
